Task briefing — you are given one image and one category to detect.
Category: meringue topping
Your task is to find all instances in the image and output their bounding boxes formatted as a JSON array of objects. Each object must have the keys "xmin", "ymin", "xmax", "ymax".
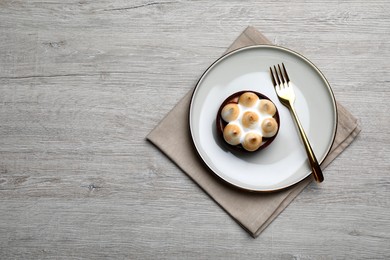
[
  {"xmin": 242, "ymin": 132, "xmax": 262, "ymax": 151},
  {"xmin": 261, "ymin": 117, "xmax": 278, "ymax": 138},
  {"xmin": 220, "ymin": 91, "xmax": 279, "ymax": 152},
  {"xmin": 241, "ymin": 111, "xmax": 259, "ymax": 129},
  {"xmin": 223, "ymin": 123, "xmax": 242, "ymax": 145},
  {"xmin": 221, "ymin": 103, "xmax": 240, "ymax": 122},
  {"xmin": 238, "ymin": 92, "xmax": 259, "ymax": 107},
  {"xmin": 258, "ymin": 99, "xmax": 276, "ymax": 116}
]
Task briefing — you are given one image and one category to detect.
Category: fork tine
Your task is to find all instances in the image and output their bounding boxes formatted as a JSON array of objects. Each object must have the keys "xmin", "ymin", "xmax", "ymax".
[
  {"xmin": 277, "ymin": 64, "xmax": 285, "ymax": 84},
  {"xmin": 269, "ymin": 67, "xmax": 277, "ymax": 87},
  {"xmin": 273, "ymin": 65, "xmax": 281, "ymax": 86},
  {"xmin": 282, "ymin": 63, "xmax": 290, "ymax": 83}
]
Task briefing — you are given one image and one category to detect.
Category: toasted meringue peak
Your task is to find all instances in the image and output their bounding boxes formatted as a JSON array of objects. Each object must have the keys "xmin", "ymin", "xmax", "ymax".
[
  {"xmin": 238, "ymin": 92, "xmax": 259, "ymax": 107},
  {"xmin": 242, "ymin": 132, "xmax": 263, "ymax": 151},
  {"xmin": 241, "ymin": 111, "xmax": 259, "ymax": 129},
  {"xmin": 258, "ymin": 99, "xmax": 276, "ymax": 116},
  {"xmin": 221, "ymin": 103, "xmax": 240, "ymax": 122},
  {"xmin": 261, "ymin": 117, "xmax": 278, "ymax": 137},
  {"xmin": 223, "ymin": 123, "xmax": 242, "ymax": 145}
]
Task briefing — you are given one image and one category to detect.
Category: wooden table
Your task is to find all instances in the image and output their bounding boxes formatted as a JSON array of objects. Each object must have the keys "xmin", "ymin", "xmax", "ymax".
[{"xmin": 1, "ymin": 1, "xmax": 389, "ymax": 258}]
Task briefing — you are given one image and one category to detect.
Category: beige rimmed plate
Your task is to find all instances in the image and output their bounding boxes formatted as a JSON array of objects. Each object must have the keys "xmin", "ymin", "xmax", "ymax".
[{"xmin": 189, "ymin": 45, "xmax": 337, "ymax": 192}]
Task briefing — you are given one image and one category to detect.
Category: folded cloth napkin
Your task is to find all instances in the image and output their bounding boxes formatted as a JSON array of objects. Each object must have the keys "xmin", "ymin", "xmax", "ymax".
[{"xmin": 147, "ymin": 26, "xmax": 361, "ymax": 238}]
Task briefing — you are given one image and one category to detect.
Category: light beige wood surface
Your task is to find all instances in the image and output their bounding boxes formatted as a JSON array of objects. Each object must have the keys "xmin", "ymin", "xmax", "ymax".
[{"xmin": 0, "ymin": 0, "xmax": 389, "ymax": 259}]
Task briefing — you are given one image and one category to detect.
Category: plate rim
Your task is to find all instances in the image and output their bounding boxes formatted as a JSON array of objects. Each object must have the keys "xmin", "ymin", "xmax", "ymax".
[{"xmin": 188, "ymin": 44, "xmax": 338, "ymax": 192}]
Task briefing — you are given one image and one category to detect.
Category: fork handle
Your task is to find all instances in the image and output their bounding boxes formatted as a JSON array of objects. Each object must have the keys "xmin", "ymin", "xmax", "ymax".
[{"xmin": 289, "ymin": 104, "xmax": 324, "ymax": 183}]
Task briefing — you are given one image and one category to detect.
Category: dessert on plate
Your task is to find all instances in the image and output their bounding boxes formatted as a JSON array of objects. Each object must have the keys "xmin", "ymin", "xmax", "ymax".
[{"xmin": 216, "ymin": 91, "xmax": 280, "ymax": 152}]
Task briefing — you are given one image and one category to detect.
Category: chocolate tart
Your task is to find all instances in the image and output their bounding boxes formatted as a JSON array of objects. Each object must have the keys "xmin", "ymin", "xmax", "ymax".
[{"xmin": 216, "ymin": 90, "xmax": 280, "ymax": 152}]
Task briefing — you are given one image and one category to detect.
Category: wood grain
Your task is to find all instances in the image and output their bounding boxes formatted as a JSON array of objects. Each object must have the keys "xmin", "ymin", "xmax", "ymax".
[{"xmin": 0, "ymin": 0, "xmax": 389, "ymax": 259}]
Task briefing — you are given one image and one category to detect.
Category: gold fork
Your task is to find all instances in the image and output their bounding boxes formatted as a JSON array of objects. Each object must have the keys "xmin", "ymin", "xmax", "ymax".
[{"xmin": 270, "ymin": 64, "xmax": 324, "ymax": 183}]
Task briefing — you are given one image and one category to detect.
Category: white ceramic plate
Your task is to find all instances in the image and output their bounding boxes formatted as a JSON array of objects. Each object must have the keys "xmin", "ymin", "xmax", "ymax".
[{"xmin": 189, "ymin": 45, "xmax": 337, "ymax": 192}]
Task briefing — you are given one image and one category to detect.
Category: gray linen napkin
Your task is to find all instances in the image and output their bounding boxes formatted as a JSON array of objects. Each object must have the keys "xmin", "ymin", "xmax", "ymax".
[{"xmin": 147, "ymin": 26, "xmax": 361, "ymax": 238}]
